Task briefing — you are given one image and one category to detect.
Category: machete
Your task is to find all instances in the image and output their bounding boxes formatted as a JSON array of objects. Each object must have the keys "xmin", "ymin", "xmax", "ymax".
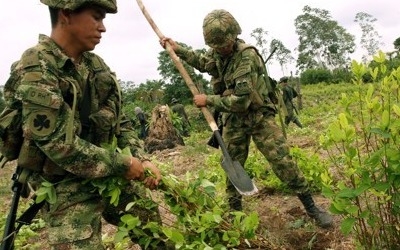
[{"xmin": 135, "ymin": 0, "xmax": 258, "ymax": 196}]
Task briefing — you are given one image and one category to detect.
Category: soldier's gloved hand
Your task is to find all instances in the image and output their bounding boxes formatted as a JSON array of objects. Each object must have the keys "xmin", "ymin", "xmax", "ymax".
[
  {"xmin": 142, "ymin": 160, "xmax": 161, "ymax": 190},
  {"xmin": 124, "ymin": 157, "xmax": 145, "ymax": 181}
]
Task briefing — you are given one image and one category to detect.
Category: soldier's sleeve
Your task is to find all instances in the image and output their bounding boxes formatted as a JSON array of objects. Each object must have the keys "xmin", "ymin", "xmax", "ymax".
[
  {"xmin": 89, "ymin": 56, "xmax": 120, "ymax": 138},
  {"xmin": 175, "ymin": 45, "xmax": 219, "ymax": 77},
  {"xmin": 182, "ymin": 108, "xmax": 189, "ymax": 120},
  {"xmin": 15, "ymin": 51, "xmax": 130, "ymax": 179},
  {"xmin": 117, "ymin": 115, "xmax": 150, "ymax": 161}
]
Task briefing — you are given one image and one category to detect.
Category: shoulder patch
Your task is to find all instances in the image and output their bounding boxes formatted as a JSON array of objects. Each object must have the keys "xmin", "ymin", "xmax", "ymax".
[
  {"xmin": 27, "ymin": 109, "xmax": 57, "ymax": 137},
  {"xmin": 24, "ymin": 86, "xmax": 53, "ymax": 106},
  {"xmin": 22, "ymin": 72, "xmax": 42, "ymax": 82},
  {"xmin": 18, "ymin": 85, "xmax": 62, "ymax": 109}
]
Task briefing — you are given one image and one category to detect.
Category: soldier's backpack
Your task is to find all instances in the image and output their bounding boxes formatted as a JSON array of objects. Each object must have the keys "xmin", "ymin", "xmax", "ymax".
[
  {"xmin": 0, "ymin": 108, "xmax": 23, "ymax": 162},
  {"xmin": 0, "ymin": 63, "xmax": 24, "ymax": 167},
  {"xmin": 236, "ymin": 43, "xmax": 279, "ymax": 107},
  {"xmin": 292, "ymin": 87, "xmax": 298, "ymax": 99}
]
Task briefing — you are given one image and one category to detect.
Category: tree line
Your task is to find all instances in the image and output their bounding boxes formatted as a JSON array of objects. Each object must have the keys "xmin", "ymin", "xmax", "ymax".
[{"xmin": 120, "ymin": 5, "xmax": 400, "ymax": 110}]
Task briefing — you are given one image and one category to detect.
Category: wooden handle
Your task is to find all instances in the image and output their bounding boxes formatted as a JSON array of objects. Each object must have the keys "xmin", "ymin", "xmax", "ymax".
[{"xmin": 136, "ymin": 0, "xmax": 218, "ymax": 131}]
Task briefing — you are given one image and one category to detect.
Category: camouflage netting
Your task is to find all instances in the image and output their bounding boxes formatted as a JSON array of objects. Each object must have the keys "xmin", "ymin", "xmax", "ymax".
[{"xmin": 144, "ymin": 105, "xmax": 184, "ymax": 153}]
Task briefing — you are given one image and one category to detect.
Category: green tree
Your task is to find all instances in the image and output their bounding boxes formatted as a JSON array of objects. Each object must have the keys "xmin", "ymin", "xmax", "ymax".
[
  {"xmin": 122, "ymin": 79, "xmax": 164, "ymax": 115},
  {"xmin": 124, "ymin": 80, "xmax": 164, "ymax": 104},
  {"xmin": 250, "ymin": 28, "xmax": 295, "ymax": 78},
  {"xmin": 393, "ymin": 37, "xmax": 400, "ymax": 51},
  {"xmin": 354, "ymin": 12, "xmax": 383, "ymax": 63},
  {"xmin": 250, "ymin": 27, "xmax": 270, "ymax": 62},
  {"xmin": 121, "ymin": 79, "xmax": 164, "ymax": 126},
  {"xmin": 270, "ymin": 39, "xmax": 294, "ymax": 75},
  {"xmin": 119, "ymin": 80, "xmax": 136, "ymax": 92},
  {"xmin": 157, "ymin": 43, "xmax": 210, "ymax": 105},
  {"xmin": 294, "ymin": 5, "xmax": 355, "ymax": 71}
]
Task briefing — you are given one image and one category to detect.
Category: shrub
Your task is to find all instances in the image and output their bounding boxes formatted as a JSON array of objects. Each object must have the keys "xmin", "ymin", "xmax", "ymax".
[
  {"xmin": 300, "ymin": 68, "xmax": 332, "ymax": 85},
  {"xmin": 320, "ymin": 52, "xmax": 400, "ymax": 249}
]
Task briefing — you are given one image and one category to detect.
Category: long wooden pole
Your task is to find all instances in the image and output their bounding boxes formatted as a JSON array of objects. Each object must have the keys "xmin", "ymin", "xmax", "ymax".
[{"xmin": 135, "ymin": 0, "xmax": 218, "ymax": 132}]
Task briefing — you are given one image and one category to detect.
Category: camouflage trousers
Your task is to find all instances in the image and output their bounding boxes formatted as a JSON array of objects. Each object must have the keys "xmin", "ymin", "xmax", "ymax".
[
  {"xmin": 222, "ymin": 112, "xmax": 309, "ymax": 204},
  {"xmin": 28, "ymin": 174, "xmax": 162, "ymax": 249},
  {"xmin": 284, "ymin": 103, "xmax": 295, "ymax": 122},
  {"xmin": 284, "ymin": 103, "xmax": 302, "ymax": 126}
]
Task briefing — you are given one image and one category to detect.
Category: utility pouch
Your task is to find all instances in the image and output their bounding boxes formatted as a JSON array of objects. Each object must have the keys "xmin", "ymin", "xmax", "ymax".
[
  {"xmin": 43, "ymin": 158, "xmax": 67, "ymax": 176},
  {"xmin": 18, "ymin": 138, "xmax": 45, "ymax": 172}
]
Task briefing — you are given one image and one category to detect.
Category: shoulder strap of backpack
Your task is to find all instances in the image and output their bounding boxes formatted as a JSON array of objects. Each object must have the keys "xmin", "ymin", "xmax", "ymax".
[{"xmin": 236, "ymin": 43, "xmax": 277, "ymax": 104}]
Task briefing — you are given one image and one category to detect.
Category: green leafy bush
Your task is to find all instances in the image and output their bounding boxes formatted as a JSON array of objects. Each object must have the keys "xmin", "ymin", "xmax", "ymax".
[
  {"xmin": 320, "ymin": 51, "xmax": 400, "ymax": 249},
  {"xmin": 245, "ymin": 144, "xmax": 331, "ymax": 194},
  {"xmin": 300, "ymin": 68, "xmax": 332, "ymax": 85}
]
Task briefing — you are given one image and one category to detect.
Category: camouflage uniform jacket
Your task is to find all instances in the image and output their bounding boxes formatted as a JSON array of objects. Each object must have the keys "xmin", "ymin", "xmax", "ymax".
[
  {"xmin": 281, "ymin": 84, "xmax": 297, "ymax": 108},
  {"xmin": 6, "ymin": 34, "xmax": 145, "ymax": 179},
  {"xmin": 171, "ymin": 103, "xmax": 189, "ymax": 124},
  {"xmin": 175, "ymin": 39, "xmax": 276, "ymax": 119}
]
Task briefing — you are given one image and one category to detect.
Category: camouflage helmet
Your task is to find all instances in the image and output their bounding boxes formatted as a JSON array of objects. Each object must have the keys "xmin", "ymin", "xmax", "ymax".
[
  {"xmin": 202, "ymin": 9, "xmax": 242, "ymax": 49},
  {"xmin": 134, "ymin": 106, "xmax": 143, "ymax": 115},
  {"xmin": 279, "ymin": 76, "xmax": 289, "ymax": 83},
  {"xmin": 40, "ymin": 0, "xmax": 117, "ymax": 13}
]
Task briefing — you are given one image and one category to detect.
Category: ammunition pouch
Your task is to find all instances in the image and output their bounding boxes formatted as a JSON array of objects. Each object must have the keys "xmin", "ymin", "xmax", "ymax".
[
  {"xmin": 18, "ymin": 138, "xmax": 67, "ymax": 183},
  {"xmin": 87, "ymin": 109, "xmax": 114, "ymax": 146},
  {"xmin": 18, "ymin": 138, "xmax": 46, "ymax": 172},
  {"xmin": 43, "ymin": 158, "xmax": 67, "ymax": 177}
]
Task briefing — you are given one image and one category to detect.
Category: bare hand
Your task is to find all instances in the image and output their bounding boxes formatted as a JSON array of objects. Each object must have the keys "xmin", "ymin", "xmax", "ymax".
[
  {"xmin": 142, "ymin": 161, "xmax": 162, "ymax": 190},
  {"xmin": 124, "ymin": 157, "xmax": 145, "ymax": 180},
  {"xmin": 160, "ymin": 37, "xmax": 178, "ymax": 51},
  {"xmin": 193, "ymin": 94, "xmax": 207, "ymax": 107}
]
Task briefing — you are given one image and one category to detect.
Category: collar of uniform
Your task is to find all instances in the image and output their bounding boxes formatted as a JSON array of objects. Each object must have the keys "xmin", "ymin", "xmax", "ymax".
[{"xmin": 38, "ymin": 34, "xmax": 89, "ymax": 70}]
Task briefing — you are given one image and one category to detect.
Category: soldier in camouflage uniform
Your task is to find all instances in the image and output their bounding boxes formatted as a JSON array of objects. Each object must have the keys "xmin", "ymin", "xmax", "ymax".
[
  {"xmin": 161, "ymin": 9, "xmax": 333, "ymax": 228},
  {"xmin": 134, "ymin": 106, "xmax": 148, "ymax": 139},
  {"xmin": 4, "ymin": 0, "xmax": 169, "ymax": 249},
  {"xmin": 279, "ymin": 76, "xmax": 303, "ymax": 128},
  {"xmin": 171, "ymin": 98, "xmax": 190, "ymax": 137}
]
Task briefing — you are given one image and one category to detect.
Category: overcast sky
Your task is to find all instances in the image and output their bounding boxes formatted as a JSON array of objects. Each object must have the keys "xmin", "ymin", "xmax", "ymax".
[{"xmin": 1, "ymin": 0, "xmax": 399, "ymax": 86}]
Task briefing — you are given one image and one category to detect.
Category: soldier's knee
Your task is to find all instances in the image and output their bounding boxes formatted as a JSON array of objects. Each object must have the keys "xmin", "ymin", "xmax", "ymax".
[{"xmin": 48, "ymin": 222, "xmax": 104, "ymax": 249}]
